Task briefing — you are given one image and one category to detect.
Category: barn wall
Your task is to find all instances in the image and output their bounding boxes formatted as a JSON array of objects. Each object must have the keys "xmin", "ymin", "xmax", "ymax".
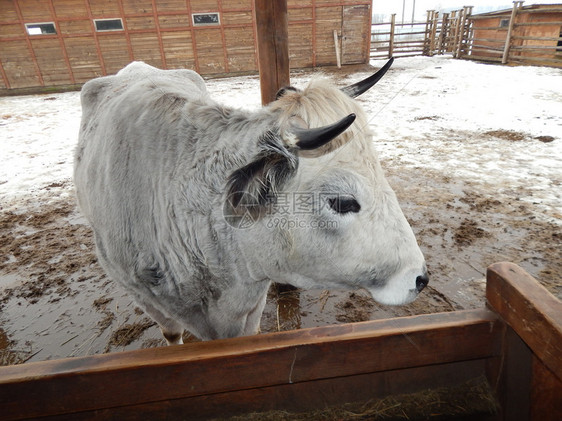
[
  {"xmin": 0, "ymin": 0, "xmax": 372, "ymax": 93},
  {"xmin": 516, "ymin": 10, "xmax": 562, "ymax": 61},
  {"xmin": 471, "ymin": 16, "xmax": 509, "ymax": 59},
  {"xmin": 469, "ymin": 5, "xmax": 562, "ymax": 64}
]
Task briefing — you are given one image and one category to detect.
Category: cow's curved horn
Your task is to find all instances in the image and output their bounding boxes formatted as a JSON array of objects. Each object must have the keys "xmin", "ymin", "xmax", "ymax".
[
  {"xmin": 292, "ymin": 113, "xmax": 356, "ymax": 150},
  {"xmin": 341, "ymin": 57, "xmax": 394, "ymax": 98}
]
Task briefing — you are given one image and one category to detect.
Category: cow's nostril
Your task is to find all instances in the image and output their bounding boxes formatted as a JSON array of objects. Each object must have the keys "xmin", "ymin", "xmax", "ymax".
[{"xmin": 416, "ymin": 274, "xmax": 429, "ymax": 292}]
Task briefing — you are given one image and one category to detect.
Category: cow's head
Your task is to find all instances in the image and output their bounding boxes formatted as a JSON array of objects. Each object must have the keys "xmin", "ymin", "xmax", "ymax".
[{"xmin": 225, "ymin": 59, "xmax": 428, "ymax": 305}]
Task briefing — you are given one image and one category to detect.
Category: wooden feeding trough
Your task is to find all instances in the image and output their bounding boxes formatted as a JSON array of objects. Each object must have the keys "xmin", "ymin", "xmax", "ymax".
[{"xmin": 0, "ymin": 262, "xmax": 560, "ymax": 420}]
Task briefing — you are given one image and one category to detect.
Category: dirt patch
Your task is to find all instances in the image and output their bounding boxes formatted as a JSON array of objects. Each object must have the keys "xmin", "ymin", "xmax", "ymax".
[
  {"xmin": 459, "ymin": 193, "xmax": 502, "ymax": 212},
  {"xmin": 93, "ymin": 296, "xmax": 113, "ymax": 310},
  {"xmin": 535, "ymin": 135, "xmax": 555, "ymax": 143},
  {"xmin": 335, "ymin": 292, "xmax": 375, "ymax": 323},
  {"xmin": 1, "ymin": 172, "xmax": 560, "ymax": 364},
  {"xmin": 105, "ymin": 318, "xmax": 156, "ymax": 352},
  {"xmin": 453, "ymin": 219, "xmax": 491, "ymax": 247},
  {"xmin": 484, "ymin": 129, "xmax": 527, "ymax": 141},
  {"xmin": 414, "ymin": 115, "xmax": 440, "ymax": 121},
  {"xmin": 0, "ymin": 201, "xmax": 98, "ymax": 306}
]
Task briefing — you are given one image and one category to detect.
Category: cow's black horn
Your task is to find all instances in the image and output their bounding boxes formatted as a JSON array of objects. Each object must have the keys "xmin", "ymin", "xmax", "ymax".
[
  {"xmin": 341, "ymin": 57, "xmax": 394, "ymax": 98},
  {"xmin": 293, "ymin": 114, "xmax": 356, "ymax": 150}
]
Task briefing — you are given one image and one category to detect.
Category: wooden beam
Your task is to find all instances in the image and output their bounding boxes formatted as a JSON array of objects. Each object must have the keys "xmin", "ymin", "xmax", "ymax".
[
  {"xmin": 389, "ymin": 13, "xmax": 396, "ymax": 58},
  {"xmin": 254, "ymin": 0, "xmax": 290, "ymax": 105},
  {"xmin": 46, "ymin": 360, "xmax": 495, "ymax": 420},
  {"xmin": 502, "ymin": 1, "xmax": 524, "ymax": 64},
  {"xmin": 0, "ymin": 309, "xmax": 500, "ymax": 420},
  {"xmin": 486, "ymin": 262, "xmax": 562, "ymax": 381}
]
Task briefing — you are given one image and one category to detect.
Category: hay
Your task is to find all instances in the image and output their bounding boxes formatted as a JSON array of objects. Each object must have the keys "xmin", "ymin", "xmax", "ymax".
[{"xmin": 212, "ymin": 377, "xmax": 498, "ymax": 421}]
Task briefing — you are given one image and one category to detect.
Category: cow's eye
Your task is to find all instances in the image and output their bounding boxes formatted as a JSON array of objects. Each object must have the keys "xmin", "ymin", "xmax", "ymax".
[{"xmin": 328, "ymin": 196, "xmax": 361, "ymax": 214}]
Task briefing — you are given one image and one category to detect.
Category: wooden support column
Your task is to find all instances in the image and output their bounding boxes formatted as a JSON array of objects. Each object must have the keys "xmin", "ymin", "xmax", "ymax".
[
  {"xmin": 453, "ymin": 8, "xmax": 465, "ymax": 58},
  {"xmin": 438, "ymin": 13, "xmax": 449, "ymax": 54},
  {"xmin": 502, "ymin": 1, "xmax": 524, "ymax": 64},
  {"xmin": 429, "ymin": 11, "xmax": 439, "ymax": 56},
  {"xmin": 458, "ymin": 6, "xmax": 473, "ymax": 59},
  {"xmin": 389, "ymin": 14, "xmax": 396, "ymax": 59},
  {"xmin": 254, "ymin": 0, "xmax": 290, "ymax": 105},
  {"xmin": 423, "ymin": 10, "xmax": 432, "ymax": 55}
]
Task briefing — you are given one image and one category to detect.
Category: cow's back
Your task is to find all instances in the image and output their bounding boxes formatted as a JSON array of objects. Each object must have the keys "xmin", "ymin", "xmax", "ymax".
[{"xmin": 74, "ymin": 62, "xmax": 209, "ymax": 280}]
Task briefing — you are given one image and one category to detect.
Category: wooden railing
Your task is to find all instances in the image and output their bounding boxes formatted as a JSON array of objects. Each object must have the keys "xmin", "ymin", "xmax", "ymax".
[
  {"xmin": 371, "ymin": 7, "xmax": 474, "ymax": 59},
  {"xmin": 371, "ymin": 3, "xmax": 562, "ymax": 68},
  {"xmin": 0, "ymin": 262, "xmax": 560, "ymax": 420}
]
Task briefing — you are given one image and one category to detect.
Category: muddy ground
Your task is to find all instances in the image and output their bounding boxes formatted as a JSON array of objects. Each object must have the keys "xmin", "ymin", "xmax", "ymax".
[{"xmin": 1, "ymin": 58, "xmax": 560, "ymax": 364}]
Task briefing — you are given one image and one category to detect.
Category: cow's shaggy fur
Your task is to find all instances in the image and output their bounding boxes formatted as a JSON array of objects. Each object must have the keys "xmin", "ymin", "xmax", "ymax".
[{"xmin": 75, "ymin": 62, "xmax": 426, "ymax": 342}]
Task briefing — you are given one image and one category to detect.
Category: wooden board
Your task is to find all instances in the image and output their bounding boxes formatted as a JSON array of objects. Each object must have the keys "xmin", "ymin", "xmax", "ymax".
[
  {"xmin": 31, "ymin": 38, "xmax": 73, "ymax": 85},
  {"xmin": 486, "ymin": 262, "xmax": 562, "ymax": 380},
  {"xmin": 1, "ymin": 0, "xmax": 372, "ymax": 92},
  {"xmin": 289, "ymin": 23, "xmax": 314, "ymax": 68},
  {"xmin": 0, "ymin": 309, "xmax": 500, "ymax": 420},
  {"xmin": 486, "ymin": 262, "xmax": 562, "ymax": 421},
  {"xmin": 161, "ymin": 31, "xmax": 196, "ymax": 69},
  {"xmin": 342, "ymin": 4, "xmax": 370, "ymax": 64},
  {"xmin": 41, "ymin": 360, "xmax": 495, "ymax": 420},
  {"xmin": 315, "ymin": 6, "xmax": 342, "ymax": 66},
  {"xmin": 194, "ymin": 28, "xmax": 226, "ymax": 74},
  {"xmin": 0, "ymin": 40, "xmax": 41, "ymax": 89}
]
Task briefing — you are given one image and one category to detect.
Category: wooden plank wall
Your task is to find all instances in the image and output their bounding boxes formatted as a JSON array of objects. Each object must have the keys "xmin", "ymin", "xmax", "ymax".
[
  {"xmin": 0, "ymin": 309, "xmax": 502, "ymax": 420},
  {"xmin": 0, "ymin": 0, "xmax": 372, "ymax": 92},
  {"xmin": 468, "ymin": 5, "xmax": 562, "ymax": 67}
]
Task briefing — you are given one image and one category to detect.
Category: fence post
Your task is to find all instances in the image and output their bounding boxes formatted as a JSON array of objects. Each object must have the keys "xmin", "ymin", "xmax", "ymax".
[
  {"xmin": 454, "ymin": 8, "xmax": 464, "ymax": 58},
  {"xmin": 389, "ymin": 13, "xmax": 395, "ymax": 59},
  {"xmin": 429, "ymin": 11, "xmax": 439, "ymax": 56},
  {"xmin": 448, "ymin": 10, "xmax": 456, "ymax": 53},
  {"xmin": 439, "ymin": 12, "xmax": 449, "ymax": 54},
  {"xmin": 333, "ymin": 30, "xmax": 341, "ymax": 68},
  {"xmin": 502, "ymin": 1, "xmax": 524, "ymax": 64},
  {"xmin": 423, "ymin": 10, "xmax": 432, "ymax": 55},
  {"xmin": 458, "ymin": 6, "xmax": 473, "ymax": 58}
]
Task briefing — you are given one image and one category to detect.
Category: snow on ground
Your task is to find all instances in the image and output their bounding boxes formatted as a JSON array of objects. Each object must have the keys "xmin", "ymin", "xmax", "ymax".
[
  {"xmin": 1, "ymin": 57, "xmax": 560, "ymax": 216},
  {"xmin": 0, "ymin": 56, "xmax": 561, "ymax": 363}
]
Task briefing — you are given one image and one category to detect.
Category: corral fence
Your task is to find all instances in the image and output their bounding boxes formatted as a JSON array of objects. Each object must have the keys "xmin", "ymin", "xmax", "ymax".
[
  {"xmin": 370, "ymin": 7, "xmax": 474, "ymax": 60},
  {"xmin": 371, "ymin": 2, "xmax": 562, "ymax": 68}
]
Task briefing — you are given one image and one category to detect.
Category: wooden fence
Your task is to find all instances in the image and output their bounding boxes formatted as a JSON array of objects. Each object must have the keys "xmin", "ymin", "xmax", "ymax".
[
  {"xmin": 371, "ymin": 3, "xmax": 562, "ymax": 68},
  {"xmin": 370, "ymin": 7, "xmax": 474, "ymax": 59}
]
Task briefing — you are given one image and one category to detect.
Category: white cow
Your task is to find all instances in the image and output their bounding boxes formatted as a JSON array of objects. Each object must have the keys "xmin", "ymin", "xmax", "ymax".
[{"xmin": 74, "ymin": 59, "xmax": 428, "ymax": 344}]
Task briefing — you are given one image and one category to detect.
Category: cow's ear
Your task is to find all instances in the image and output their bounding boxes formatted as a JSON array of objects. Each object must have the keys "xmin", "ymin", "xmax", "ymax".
[{"xmin": 225, "ymin": 132, "xmax": 297, "ymax": 220}]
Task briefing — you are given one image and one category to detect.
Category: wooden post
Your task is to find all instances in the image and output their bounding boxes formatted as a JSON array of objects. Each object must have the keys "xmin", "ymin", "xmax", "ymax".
[
  {"xmin": 389, "ymin": 14, "xmax": 396, "ymax": 59},
  {"xmin": 463, "ymin": 6, "xmax": 474, "ymax": 53},
  {"xmin": 423, "ymin": 10, "xmax": 432, "ymax": 56},
  {"xmin": 502, "ymin": 1, "xmax": 524, "ymax": 64},
  {"xmin": 486, "ymin": 262, "xmax": 562, "ymax": 419},
  {"xmin": 254, "ymin": 0, "xmax": 290, "ymax": 105},
  {"xmin": 449, "ymin": 10, "xmax": 457, "ymax": 53},
  {"xmin": 439, "ymin": 13, "xmax": 449, "ymax": 54},
  {"xmin": 454, "ymin": 8, "xmax": 465, "ymax": 58},
  {"xmin": 333, "ymin": 30, "xmax": 341, "ymax": 68},
  {"xmin": 429, "ymin": 11, "xmax": 439, "ymax": 56}
]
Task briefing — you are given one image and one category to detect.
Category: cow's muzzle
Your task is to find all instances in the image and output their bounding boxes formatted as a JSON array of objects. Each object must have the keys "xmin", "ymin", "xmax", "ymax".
[{"xmin": 415, "ymin": 273, "xmax": 429, "ymax": 292}]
